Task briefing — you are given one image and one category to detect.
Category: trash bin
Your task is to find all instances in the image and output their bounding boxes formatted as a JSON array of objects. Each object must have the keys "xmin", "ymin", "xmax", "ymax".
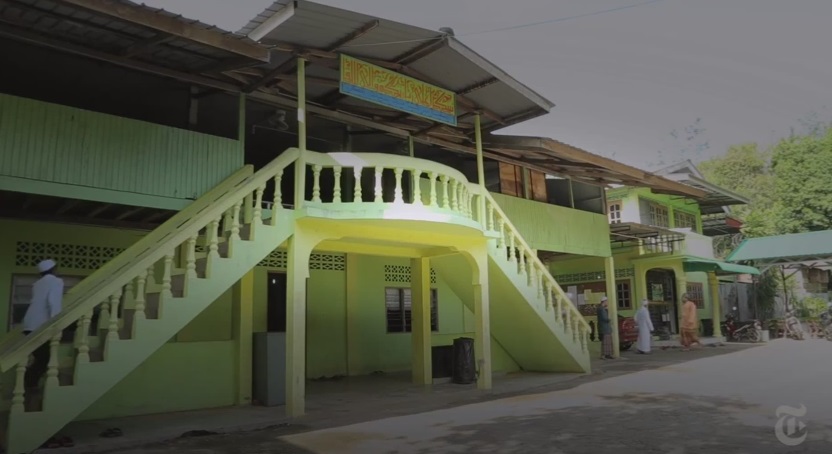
[{"xmin": 452, "ymin": 337, "xmax": 476, "ymax": 384}]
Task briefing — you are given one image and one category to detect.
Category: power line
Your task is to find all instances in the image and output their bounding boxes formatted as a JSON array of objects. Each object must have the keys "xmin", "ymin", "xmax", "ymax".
[{"xmin": 341, "ymin": 0, "xmax": 669, "ymax": 48}]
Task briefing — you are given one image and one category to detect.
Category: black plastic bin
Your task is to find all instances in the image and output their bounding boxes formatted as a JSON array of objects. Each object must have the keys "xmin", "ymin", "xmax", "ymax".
[{"xmin": 452, "ymin": 337, "xmax": 476, "ymax": 384}]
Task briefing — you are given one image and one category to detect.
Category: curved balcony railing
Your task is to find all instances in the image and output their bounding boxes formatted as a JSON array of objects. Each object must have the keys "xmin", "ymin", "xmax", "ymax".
[{"xmin": 299, "ymin": 151, "xmax": 480, "ymax": 225}]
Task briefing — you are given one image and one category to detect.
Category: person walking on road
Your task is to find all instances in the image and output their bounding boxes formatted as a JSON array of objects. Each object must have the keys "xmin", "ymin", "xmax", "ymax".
[
  {"xmin": 634, "ymin": 299, "xmax": 654, "ymax": 354},
  {"xmin": 680, "ymin": 293, "xmax": 701, "ymax": 351},
  {"xmin": 597, "ymin": 297, "xmax": 614, "ymax": 359}
]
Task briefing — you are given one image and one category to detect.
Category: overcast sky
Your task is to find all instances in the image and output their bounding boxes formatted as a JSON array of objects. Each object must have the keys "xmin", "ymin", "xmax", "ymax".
[{"xmin": 145, "ymin": 0, "xmax": 832, "ymax": 169}]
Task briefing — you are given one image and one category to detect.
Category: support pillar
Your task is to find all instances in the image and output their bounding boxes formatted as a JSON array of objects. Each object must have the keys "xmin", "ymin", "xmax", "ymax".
[
  {"xmin": 286, "ymin": 234, "xmax": 312, "ymax": 417},
  {"xmin": 604, "ymin": 256, "xmax": 620, "ymax": 358},
  {"xmin": 232, "ymin": 270, "xmax": 254, "ymax": 405},
  {"xmin": 675, "ymin": 272, "xmax": 688, "ymax": 334},
  {"xmin": 709, "ymin": 272, "xmax": 722, "ymax": 337},
  {"xmin": 474, "ymin": 114, "xmax": 487, "ymax": 223},
  {"xmin": 295, "ymin": 57, "xmax": 307, "ymax": 210},
  {"xmin": 469, "ymin": 246, "xmax": 492, "ymax": 390},
  {"xmin": 411, "ymin": 257, "xmax": 432, "ymax": 385}
]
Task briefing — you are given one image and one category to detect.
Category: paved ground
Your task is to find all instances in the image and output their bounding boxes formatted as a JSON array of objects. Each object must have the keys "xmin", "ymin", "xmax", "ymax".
[{"xmin": 88, "ymin": 339, "xmax": 832, "ymax": 454}]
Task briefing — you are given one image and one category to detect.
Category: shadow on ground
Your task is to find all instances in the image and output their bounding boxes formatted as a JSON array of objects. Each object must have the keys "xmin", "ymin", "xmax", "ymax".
[{"xmin": 407, "ymin": 394, "xmax": 828, "ymax": 454}]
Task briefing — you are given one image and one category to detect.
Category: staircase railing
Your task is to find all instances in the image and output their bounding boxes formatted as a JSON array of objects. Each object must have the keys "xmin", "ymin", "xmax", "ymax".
[
  {"xmin": 301, "ymin": 152, "xmax": 477, "ymax": 220},
  {"xmin": 0, "ymin": 149, "xmax": 300, "ymax": 373},
  {"xmin": 474, "ymin": 189, "xmax": 591, "ymax": 353}
]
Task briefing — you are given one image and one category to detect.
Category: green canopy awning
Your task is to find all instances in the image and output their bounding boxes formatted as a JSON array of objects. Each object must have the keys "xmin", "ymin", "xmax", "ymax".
[{"xmin": 683, "ymin": 258, "xmax": 760, "ymax": 275}]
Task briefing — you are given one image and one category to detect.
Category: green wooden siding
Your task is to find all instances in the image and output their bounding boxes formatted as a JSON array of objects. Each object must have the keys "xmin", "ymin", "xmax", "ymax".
[
  {"xmin": 491, "ymin": 193, "xmax": 612, "ymax": 257},
  {"xmin": 0, "ymin": 93, "xmax": 242, "ymax": 200}
]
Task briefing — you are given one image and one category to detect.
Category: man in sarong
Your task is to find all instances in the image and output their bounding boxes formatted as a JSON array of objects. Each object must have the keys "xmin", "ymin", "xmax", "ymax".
[{"xmin": 680, "ymin": 293, "xmax": 701, "ymax": 351}]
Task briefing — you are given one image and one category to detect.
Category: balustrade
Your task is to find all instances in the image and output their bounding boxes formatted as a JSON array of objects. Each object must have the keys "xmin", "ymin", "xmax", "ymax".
[{"xmin": 301, "ymin": 153, "xmax": 477, "ymax": 222}]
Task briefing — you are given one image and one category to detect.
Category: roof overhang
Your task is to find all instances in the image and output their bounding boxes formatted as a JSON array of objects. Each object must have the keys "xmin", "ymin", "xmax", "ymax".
[
  {"xmin": 702, "ymin": 212, "xmax": 743, "ymax": 236},
  {"xmin": 726, "ymin": 231, "xmax": 832, "ymax": 271},
  {"xmin": 683, "ymin": 257, "xmax": 760, "ymax": 276},
  {"xmin": 660, "ymin": 173, "xmax": 749, "ymax": 214},
  {"xmin": 486, "ymin": 136, "xmax": 707, "ymax": 197},
  {"xmin": 238, "ymin": 0, "xmax": 553, "ymax": 133}
]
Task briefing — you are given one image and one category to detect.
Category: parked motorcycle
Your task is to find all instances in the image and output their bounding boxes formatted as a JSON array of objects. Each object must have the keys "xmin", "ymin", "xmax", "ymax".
[
  {"xmin": 784, "ymin": 311, "xmax": 805, "ymax": 341},
  {"xmin": 721, "ymin": 314, "xmax": 737, "ymax": 341},
  {"xmin": 820, "ymin": 308, "xmax": 832, "ymax": 341},
  {"xmin": 732, "ymin": 319, "xmax": 762, "ymax": 343}
]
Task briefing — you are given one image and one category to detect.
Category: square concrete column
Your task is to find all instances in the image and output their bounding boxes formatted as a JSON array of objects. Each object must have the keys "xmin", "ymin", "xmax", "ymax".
[
  {"xmin": 604, "ymin": 256, "xmax": 620, "ymax": 358},
  {"xmin": 411, "ymin": 257, "xmax": 432, "ymax": 385},
  {"xmin": 469, "ymin": 246, "xmax": 492, "ymax": 390},
  {"xmin": 709, "ymin": 272, "xmax": 722, "ymax": 337},
  {"xmin": 232, "ymin": 270, "xmax": 255, "ymax": 406},
  {"xmin": 286, "ymin": 235, "xmax": 311, "ymax": 417}
]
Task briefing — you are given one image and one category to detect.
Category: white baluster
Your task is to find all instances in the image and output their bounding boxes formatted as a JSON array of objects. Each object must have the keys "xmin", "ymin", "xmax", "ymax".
[
  {"xmin": 441, "ymin": 175, "xmax": 450, "ymax": 208},
  {"xmin": 186, "ymin": 235, "xmax": 197, "ymax": 279},
  {"xmin": 77, "ymin": 311, "xmax": 92, "ymax": 363},
  {"xmin": 556, "ymin": 294, "xmax": 563, "ymax": 324},
  {"xmin": 394, "ymin": 168, "xmax": 404, "ymax": 203},
  {"xmin": 353, "ymin": 167, "xmax": 363, "ymax": 202},
  {"xmin": 271, "ymin": 170, "xmax": 283, "ymax": 223},
  {"xmin": 545, "ymin": 282, "xmax": 553, "ymax": 311},
  {"xmin": 46, "ymin": 333, "xmax": 61, "ymax": 387},
  {"xmin": 312, "ymin": 165, "xmax": 322, "ymax": 203},
  {"xmin": 374, "ymin": 166, "xmax": 383, "ymax": 202},
  {"xmin": 11, "ymin": 363, "xmax": 26, "ymax": 414},
  {"xmin": 254, "ymin": 185, "xmax": 265, "ymax": 224},
  {"xmin": 134, "ymin": 271, "xmax": 147, "ymax": 320},
  {"xmin": 498, "ymin": 219, "xmax": 506, "ymax": 249},
  {"xmin": 107, "ymin": 289, "xmax": 122, "ymax": 341},
  {"xmin": 519, "ymin": 250, "xmax": 527, "ymax": 276},
  {"xmin": 333, "ymin": 166, "xmax": 342, "ymax": 203},
  {"xmin": 230, "ymin": 200, "xmax": 242, "ymax": 241},
  {"xmin": 450, "ymin": 180, "xmax": 459, "ymax": 212},
  {"xmin": 428, "ymin": 172, "xmax": 438, "ymax": 207},
  {"xmin": 97, "ymin": 299, "xmax": 110, "ymax": 334},
  {"xmin": 208, "ymin": 217, "xmax": 220, "ymax": 259},
  {"xmin": 222, "ymin": 208, "xmax": 232, "ymax": 234},
  {"xmin": 487, "ymin": 203, "xmax": 495, "ymax": 231},
  {"xmin": 508, "ymin": 232, "xmax": 516, "ymax": 264},
  {"xmin": 412, "ymin": 169, "xmax": 422, "ymax": 205},
  {"xmin": 162, "ymin": 252, "xmax": 174, "ymax": 300}
]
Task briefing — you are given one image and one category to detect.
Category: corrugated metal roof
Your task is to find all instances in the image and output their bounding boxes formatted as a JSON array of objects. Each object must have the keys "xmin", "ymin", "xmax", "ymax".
[
  {"xmin": 0, "ymin": 0, "xmax": 265, "ymax": 73},
  {"xmin": 239, "ymin": 0, "xmax": 553, "ymax": 131},
  {"xmin": 727, "ymin": 230, "xmax": 832, "ymax": 264}
]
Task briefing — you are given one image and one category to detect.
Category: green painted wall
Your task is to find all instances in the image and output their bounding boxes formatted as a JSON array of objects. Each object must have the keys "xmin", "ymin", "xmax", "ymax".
[
  {"xmin": 78, "ymin": 341, "xmax": 236, "ymax": 420},
  {"xmin": 490, "ymin": 193, "xmax": 611, "ymax": 257},
  {"xmin": 0, "ymin": 93, "xmax": 242, "ymax": 201},
  {"xmin": 1, "ymin": 220, "xmax": 520, "ymax": 422},
  {"xmin": 252, "ymin": 253, "xmax": 519, "ymax": 378}
]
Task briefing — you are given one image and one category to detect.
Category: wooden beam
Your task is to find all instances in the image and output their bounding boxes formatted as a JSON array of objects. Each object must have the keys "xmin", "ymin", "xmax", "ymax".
[
  {"xmin": 56, "ymin": 199, "xmax": 81, "ymax": 215},
  {"xmin": 115, "ymin": 206, "xmax": 144, "ymax": 221},
  {"xmin": 61, "ymin": 0, "xmax": 269, "ymax": 62},
  {"xmin": 88, "ymin": 204, "xmax": 112, "ymax": 217},
  {"xmin": 393, "ymin": 37, "xmax": 447, "ymax": 65},
  {"xmin": 457, "ymin": 77, "xmax": 499, "ymax": 96},
  {"xmin": 121, "ymin": 32, "xmax": 174, "ymax": 57},
  {"xmin": 327, "ymin": 20, "xmax": 380, "ymax": 50},
  {"xmin": 244, "ymin": 57, "xmax": 298, "ymax": 93}
]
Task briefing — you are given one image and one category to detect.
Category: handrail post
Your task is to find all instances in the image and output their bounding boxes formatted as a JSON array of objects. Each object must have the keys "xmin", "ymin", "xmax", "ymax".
[
  {"xmin": 475, "ymin": 114, "xmax": 487, "ymax": 227},
  {"xmin": 295, "ymin": 58, "xmax": 307, "ymax": 209}
]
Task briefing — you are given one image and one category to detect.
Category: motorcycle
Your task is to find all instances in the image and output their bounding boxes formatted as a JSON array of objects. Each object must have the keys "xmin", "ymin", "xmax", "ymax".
[
  {"xmin": 732, "ymin": 319, "xmax": 762, "ymax": 343},
  {"xmin": 820, "ymin": 308, "xmax": 832, "ymax": 341},
  {"xmin": 784, "ymin": 311, "xmax": 805, "ymax": 341}
]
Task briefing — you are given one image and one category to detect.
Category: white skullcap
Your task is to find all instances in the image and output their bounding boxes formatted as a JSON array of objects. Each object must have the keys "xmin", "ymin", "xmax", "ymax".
[{"xmin": 37, "ymin": 259, "xmax": 56, "ymax": 273}]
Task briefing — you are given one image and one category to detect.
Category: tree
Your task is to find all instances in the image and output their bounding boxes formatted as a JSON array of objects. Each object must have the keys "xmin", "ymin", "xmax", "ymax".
[{"xmin": 770, "ymin": 127, "xmax": 832, "ymax": 233}]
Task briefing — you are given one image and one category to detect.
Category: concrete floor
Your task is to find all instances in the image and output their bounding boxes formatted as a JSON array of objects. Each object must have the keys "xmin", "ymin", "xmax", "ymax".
[{"xmin": 42, "ymin": 340, "xmax": 777, "ymax": 454}]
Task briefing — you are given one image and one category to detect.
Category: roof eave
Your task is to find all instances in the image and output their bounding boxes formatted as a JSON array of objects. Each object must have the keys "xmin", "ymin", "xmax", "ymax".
[{"xmin": 446, "ymin": 38, "xmax": 555, "ymax": 112}]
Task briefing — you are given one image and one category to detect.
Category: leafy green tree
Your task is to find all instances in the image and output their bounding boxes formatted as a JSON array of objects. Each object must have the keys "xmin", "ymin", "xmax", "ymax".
[{"xmin": 770, "ymin": 128, "xmax": 832, "ymax": 233}]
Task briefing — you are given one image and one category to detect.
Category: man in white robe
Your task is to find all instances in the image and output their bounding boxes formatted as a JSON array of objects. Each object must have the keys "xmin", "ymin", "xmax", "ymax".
[{"xmin": 634, "ymin": 299, "xmax": 654, "ymax": 354}]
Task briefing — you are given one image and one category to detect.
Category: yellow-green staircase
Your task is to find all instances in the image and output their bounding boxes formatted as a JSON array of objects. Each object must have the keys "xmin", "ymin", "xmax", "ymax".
[
  {"xmin": 0, "ymin": 147, "xmax": 591, "ymax": 453},
  {"xmin": 432, "ymin": 192, "xmax": 591, "ymax": 373},
  {"xmin": 0, "ymin": 151, "xmax": 300, "ymax": 454}
]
